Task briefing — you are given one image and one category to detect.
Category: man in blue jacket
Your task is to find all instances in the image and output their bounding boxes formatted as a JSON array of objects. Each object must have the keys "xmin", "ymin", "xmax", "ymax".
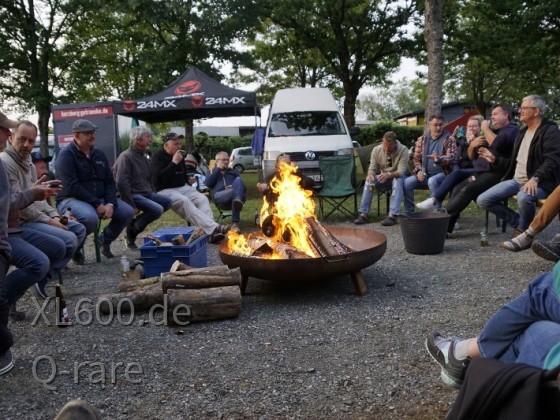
[
  {"xmin": 56, "ymin": 119, "xmax": 135, "ymax": 258},
  {"xmin": 205, "ymin": 151, "xmax": 246, "ymax": 232}
]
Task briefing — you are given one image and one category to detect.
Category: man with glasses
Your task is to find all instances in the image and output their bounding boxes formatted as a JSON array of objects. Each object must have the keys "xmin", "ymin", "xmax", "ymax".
[
  {"xmin": 353, "ymin": 131, "xmax": 409, "ymax": 226},
  {"xmin": 56, "ymin": 119, "xmax": 135, "ymax": 259},
  {"xmin": 477, "ymin": 95, "xmax": 560, "ymax": 236}
]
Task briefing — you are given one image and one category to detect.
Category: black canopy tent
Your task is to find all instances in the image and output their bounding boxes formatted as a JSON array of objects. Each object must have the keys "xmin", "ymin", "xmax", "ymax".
[{"xmin": 114, "ymin": 66, "xmax": 260, "ymax": 123}]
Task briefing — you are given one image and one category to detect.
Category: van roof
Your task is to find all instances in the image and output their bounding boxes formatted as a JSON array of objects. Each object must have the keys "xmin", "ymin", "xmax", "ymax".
[{"xmin": 271, "ymin": 88, "xmax": 339, "ymax": 113}]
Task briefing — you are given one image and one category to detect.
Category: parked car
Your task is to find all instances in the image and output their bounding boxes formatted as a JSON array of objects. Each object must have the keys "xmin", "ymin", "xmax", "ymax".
[{"xmin": 229, "ymin": 146, "xmax": 257, "ymax": 173}]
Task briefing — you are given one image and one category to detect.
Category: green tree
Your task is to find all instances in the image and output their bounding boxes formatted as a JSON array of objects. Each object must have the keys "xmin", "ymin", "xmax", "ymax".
[
  {"xmin": 357, "ymin": 78, "xmax": 423, "ymax": 121},
  {"xmin": 255, "ymin": 0, "xmax": 417, "ymax": 127}
]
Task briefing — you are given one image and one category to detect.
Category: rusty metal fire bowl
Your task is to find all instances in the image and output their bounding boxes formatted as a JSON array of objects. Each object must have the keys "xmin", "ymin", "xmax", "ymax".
[{"xmin": 219, "ymin": 226, "xmax": 387, "ymax": 295}]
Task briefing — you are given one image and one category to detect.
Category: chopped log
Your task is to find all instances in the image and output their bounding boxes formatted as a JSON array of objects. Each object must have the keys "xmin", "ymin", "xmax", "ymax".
[
  {"xmin": 98, "ymin": 283, "xmax": 162, "ymax": 314},
  {"xmin": 305, "ymin": 217, "xmax": 352, "ymax": 256},
  {"xmin": 170, "ymin": 260, "xmax": 192, "ymax": 272},
  {"xmin": 166, "ymin": 286, "xmax": 241, "ymax": 324},
  {"xmin": 117, "ymin": 277, "xmax": 160, "ymax": 293},
  {"xmin": 161, "ymin": 266, "xmax": 241, "ymax": 293}
]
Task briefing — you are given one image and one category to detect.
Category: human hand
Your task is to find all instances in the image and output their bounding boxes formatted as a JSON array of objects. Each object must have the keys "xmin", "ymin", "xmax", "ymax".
[
  {"xmin": 521, "ymin": 178, "xmax": 538, "ymax": 196},
  {"xmin": 427, "ymin": 153, "xmax": 438, "ymax": 162},
  {"xmin": 478, "ymin": 147, "xmax": 495, "ymax": 163},
  {"xmin": 48, "ymin": 217, "xmax": 68, "ymax": 230},
  {"xmin": 377, "ymin": 172, "xmax": 391, "ymax": 183},
  {"xmin": 172, "ymin": 150, "xmax": 184, "ymax": 164},
  {"xmin": 417, "ymin": 171, "xmax": 426, "ymax": 182}
]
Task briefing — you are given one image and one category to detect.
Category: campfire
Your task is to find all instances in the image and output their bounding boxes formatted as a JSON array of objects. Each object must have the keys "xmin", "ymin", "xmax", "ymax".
[{"xmin": 227, "ymin": 161, "xmax": 352, "ymax": 259}]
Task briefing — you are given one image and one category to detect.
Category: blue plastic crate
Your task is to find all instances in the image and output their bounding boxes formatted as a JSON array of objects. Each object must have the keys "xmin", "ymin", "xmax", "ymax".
[{"xmin": 140, "ymin": 227, "xmax": 208, "ymax": 277}]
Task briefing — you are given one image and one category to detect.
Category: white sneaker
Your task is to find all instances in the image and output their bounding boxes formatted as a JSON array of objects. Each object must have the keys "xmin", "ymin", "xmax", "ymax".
[{"xmin": 416, "ymin": 197, "xmax": 436, "ymax": 211}]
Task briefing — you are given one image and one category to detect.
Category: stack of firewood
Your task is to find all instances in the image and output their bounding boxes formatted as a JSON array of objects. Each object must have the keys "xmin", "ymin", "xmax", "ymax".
[{"xmin": 98, "ymin": 262, "xmax": 242, "ymax": 325}]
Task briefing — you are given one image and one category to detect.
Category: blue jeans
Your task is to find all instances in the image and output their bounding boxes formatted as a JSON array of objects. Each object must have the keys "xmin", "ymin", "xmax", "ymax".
[
  {"xmin": 58, "ymin": 198, "xmax": 135, "ymax": 245},
  {"xmin": 358, "ymin": 177, "xmax": 405, "ymax": 217},
  {"xmin": 478, "ymin": 271, "xmax": 560, "ymax": 368},
  {"xmin": 0, "ymin": 251, "xmax": 14, "ymax": 354},
  {"xmin": 403, "ymin": 172, "xmax": 445, "ymax": 213},
  {"xmin": 433, "ymin": 168, "xmax": 474, "ymax": 203},
  {"xmin": 212, "ymin": 178, "xmax": 247, "ymax": 223},
  {"xmin": 6, "ymin": 236, "xmax": 50, "ymax": 304},
  {"xmin": 476, "ymin": 179, "xmax": 549, "ymax": 230},
  {"xmin": 130, "ymin": 193, "xmax": 172, "ymax": 234},
  {"xmin": 21, "ymin": 220, "xmax": 87, "ymax": 264}
]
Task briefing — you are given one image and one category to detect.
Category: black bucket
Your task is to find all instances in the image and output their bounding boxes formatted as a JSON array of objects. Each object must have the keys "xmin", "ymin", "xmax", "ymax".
[{"xmin": 399, "ymin": 211, "xmax": 451, "ymax": 254}]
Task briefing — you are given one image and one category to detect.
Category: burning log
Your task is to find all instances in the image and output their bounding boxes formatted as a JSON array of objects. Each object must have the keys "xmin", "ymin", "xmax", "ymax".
[
  {"xmin": 166, "ymin": 286, "xmax": 241, "ymax": 324},
  {"xmin": 161, "ymin": 266, "xmax": 242, "ymax": 292},
  {"xmin": 305, "ymin": 217, "xmax": 353, "ymax": 257}
]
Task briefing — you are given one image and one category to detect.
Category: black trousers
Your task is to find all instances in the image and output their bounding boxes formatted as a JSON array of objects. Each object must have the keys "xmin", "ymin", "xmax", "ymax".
[{"xmin": 446, "ymin": 171, "xmax": 504, "ymax": 232}]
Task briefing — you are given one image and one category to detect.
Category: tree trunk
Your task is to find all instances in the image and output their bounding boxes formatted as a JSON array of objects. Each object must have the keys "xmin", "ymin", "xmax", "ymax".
[
  {"xmin": 343, "ymin": 82, "xmax": 361, "ymax": 128},
  {"xmin": 37, "ymin": 105, "xmax": 51, "ymax": 158},
  {"xmin": 166, "ymin": 286, "xmax": 241, "ymax": 324},
  {"xmin": 184, "ymin": 119, "xmax": 194, "ymax": 152},
  {"xmin": 424, "ymin": 0, "xmax": 444, "ymax": 121},
  {"xmin": 161, "ymin": 266, "xmax": 242, "ymax": 293}
]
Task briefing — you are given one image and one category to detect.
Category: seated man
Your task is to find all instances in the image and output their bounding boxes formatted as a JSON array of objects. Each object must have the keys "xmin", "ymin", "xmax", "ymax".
[
  {"xmin": 0, "ymin": 121, "xmax": 87, "ymax": 270},
  {"xmin": 477, "ymin": 95, "xmax": 560, "ymax": 235},
  {"xmin": 416, "ymin": 115, "xmax": 483, "ymax": 211},
  {"xmin": 501, "ymin": 184, "xmax": 560, "ymax": 261},
  {"xmin": 204, "ymin": 151, "xmax": 247, "ymax": 232},
  {"xmin": 352, "ymin": 131, "xmax": 409, "ymax": 226},
  {"xmin": 149, "ymin": 132, "xmax": 230, "ymax": 244},
  {"xmin": 113, "ymin": 127, "xmax": 171, "ymax": 249},
  {"xmin": 56, "ymin": 119, "xmax": 135, "ymax": 258},
  {"xmin": 403, "ymin": 115, "xmax": 455, "ymax": 216},
  {"xmin": 426, "ymin": 262, "xmax": 560, "ymax": 389}
]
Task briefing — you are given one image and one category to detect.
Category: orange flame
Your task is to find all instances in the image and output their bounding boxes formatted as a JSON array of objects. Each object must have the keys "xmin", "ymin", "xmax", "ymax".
[{"xmin": 228, "ymin": 161, "xmax": 317, "ymax": 258}]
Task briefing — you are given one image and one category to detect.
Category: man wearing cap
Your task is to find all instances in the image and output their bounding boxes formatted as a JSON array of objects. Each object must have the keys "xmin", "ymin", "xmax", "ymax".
[
  {"xmin": 113, "ymin": 126, "xmax": 172, "ymax": 249},
  {"xmin": 205, "ymin": 151, "xmax": 247, "ymax": 232},
  {"xmin": 150, "ymin": 132, "xmax": 230, "ymax": 244},
  {"xmin": 56, "ymin": 119, "xmax": 135, "ymax": 258},
  {"xmin": 31, "ymin": 151, "xmax": 53, "ymax": 180}
]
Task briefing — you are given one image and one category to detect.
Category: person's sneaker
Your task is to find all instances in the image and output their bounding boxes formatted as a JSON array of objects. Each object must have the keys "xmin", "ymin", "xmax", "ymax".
[
  {"xmin": 380, "ymin": 215, "xmax": 398, "ymax": 226},
  {"xmin": 353, "ymin": 213, "xmax": 368, "ymax": 225},
  {"xmin": 501, "ymin": 231, "xmax": 534, "ymax": 252},
  {"xmin": 54, "ymin": 399, "xmax": 102, "ymax": 420},
  {"xmin": 97, "ymin": 232, "xmax": 114, "ymax": 258},
  {"xmin": 215, "ymin": 224, "xmax": 231, "ymax": 235},
  {"xmin": 230, "ymin": 223, "xmax": 241, "ymax": 233},
  {"xmin": 416, "ymin": 197, "xmax": 436, "ymax": 211},
  {"xmin": 9, "ymin": 303, "xmax": 25, "ymax": 321},
  {"xmin": 72, "ymin": 249, "xmax": 85, "ymax": 266},
  {"xmin": 232, "ymin": 199, "xmax": 244, "ymax": 213},
  {"xmin": 208, "ymin": 232, "xmax": 226, "ymax": 244},
  {"xmin": 125, "ymin": 224, "xmax": 138, "ymax": 250},
  {"xmin": 0, "ymin": 349, "xmax": 14, "ymax": 376},
  {"xmin": 34, "ymin": 277, "xmax": 49, "ymax": 300},
  {"xmin": 425, "ymin": 332, "xmax": 470, "ymax": 389},
  {"xmin": 532, "ymin": 235, "xmax": 560, "ymax": 262}
]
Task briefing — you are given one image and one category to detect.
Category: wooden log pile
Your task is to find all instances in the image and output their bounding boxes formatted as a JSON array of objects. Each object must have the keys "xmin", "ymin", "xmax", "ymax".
[{"xmin": 98, "ymin": 263, "xmax": 242, "ymax": 325}]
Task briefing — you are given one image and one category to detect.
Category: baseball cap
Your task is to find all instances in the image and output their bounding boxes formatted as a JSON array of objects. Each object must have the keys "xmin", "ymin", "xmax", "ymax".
[
  {"xmin": 31, "ymin": 151, "xmax": 53, "ymax": 163},
  {"xmin": 72, "ymin": 119, "xmax": 98, "ymax": 133},
  {"xmin": 163, "ymin": 132, "xmax": 185, "ymax": 142},
  {"xmin": 0, "ymin": 111, "xmax": 18, "ymax": 129}
]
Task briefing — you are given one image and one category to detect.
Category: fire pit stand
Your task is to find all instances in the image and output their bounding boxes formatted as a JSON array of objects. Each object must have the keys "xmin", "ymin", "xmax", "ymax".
[{"xmin": 219, "ymin": 227, "xmax": 387, "ymax": 296}]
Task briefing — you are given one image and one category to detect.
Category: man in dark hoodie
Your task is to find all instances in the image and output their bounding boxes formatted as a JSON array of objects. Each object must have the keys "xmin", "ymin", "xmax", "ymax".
[{"xmin": 477, "ymin": 95, "xmax": 560, "ymax": 235}]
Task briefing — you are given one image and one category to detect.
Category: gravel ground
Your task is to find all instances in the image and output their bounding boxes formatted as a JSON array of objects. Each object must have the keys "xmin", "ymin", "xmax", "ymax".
[{"xmin": 1, "ymin": 213, "xmax": 556, "ymax": 419}]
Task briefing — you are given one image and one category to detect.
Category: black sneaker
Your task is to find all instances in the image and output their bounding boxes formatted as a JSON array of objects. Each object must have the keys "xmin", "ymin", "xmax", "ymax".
[
  {"xmin": 353, "ymin": 214, "xmax": 368, "ymax": 225},
  {"xmin": 425, "ymin": 332, "xmax": 470, "ymax": 389},
  {"xmin": 532, "ymin": 236, "xmax": 560, "ymax": 262},
  {"xmin": 126, "ymin": 223, "xmax": 138, "ymax": 250},
  {"xmin": 208, "ymin": 232, "xmax": 226, "ymax": 244},
  {"xmin": 34, "ymin": 277, "xmax": 49, "ymax": 300},
  {"xmin": 97, "ymin": 232, "xmax": 114, "ymax": 259},
  {"xmin": 0, "ymin": 349, "xmax": 14, "ymax": 376},
  {"xmin": 380, "ymin": 215, "xmax": 398, "ymax": 226},
  {"xmin": 232, "ymin": 199, "xmax": 244, "ymax": 213},
  {"xmin": 72, "ymin": 249, "xmax": 85, "ymax": 265}
]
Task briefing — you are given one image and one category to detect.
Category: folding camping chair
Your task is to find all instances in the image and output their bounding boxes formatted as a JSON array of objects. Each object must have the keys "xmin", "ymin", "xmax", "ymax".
[{"xmin": 316, "ymin": 155, "xmax": 361, "ymax": 221}]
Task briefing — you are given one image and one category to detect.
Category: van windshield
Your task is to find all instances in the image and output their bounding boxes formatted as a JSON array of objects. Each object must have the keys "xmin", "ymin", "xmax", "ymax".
[{"xmin": 268, "ymin": 111, "xmax": 347, "ymax": 137}]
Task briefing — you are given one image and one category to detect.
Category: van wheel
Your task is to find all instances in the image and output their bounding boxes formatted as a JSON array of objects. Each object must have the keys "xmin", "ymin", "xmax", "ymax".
[{"xmin": 233, "ymin": 164, "xmax": 244, "ymax": 174}]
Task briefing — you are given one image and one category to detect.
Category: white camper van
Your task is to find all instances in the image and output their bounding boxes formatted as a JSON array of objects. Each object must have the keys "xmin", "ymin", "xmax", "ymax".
[{"xmin": 262, "ymin": 88, "xmax": 355, "ymax": 184}]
